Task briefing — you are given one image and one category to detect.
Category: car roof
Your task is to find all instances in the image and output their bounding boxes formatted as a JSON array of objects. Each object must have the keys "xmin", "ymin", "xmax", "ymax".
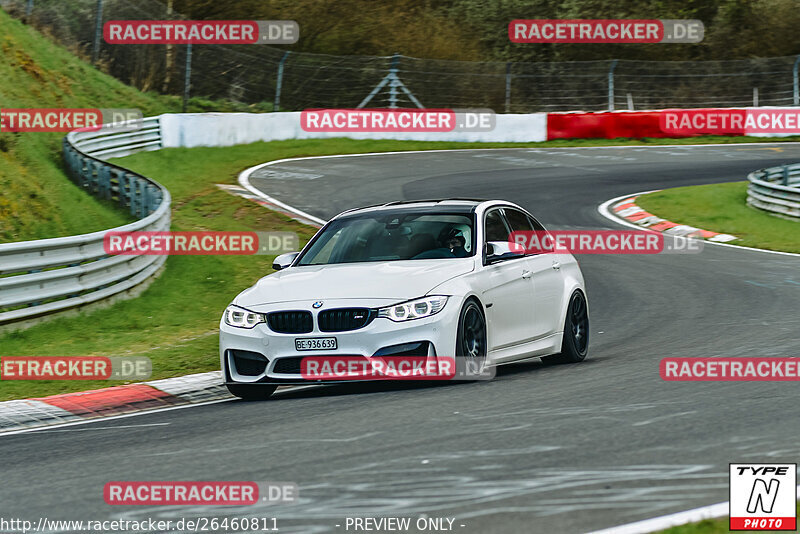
[{"xmin": 335, "ymin": 199, "xmax": 516, "ymax": 219}]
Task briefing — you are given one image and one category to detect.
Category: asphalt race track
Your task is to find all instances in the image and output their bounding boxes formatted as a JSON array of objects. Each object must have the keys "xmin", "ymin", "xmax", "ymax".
[{"xmin": 3, "ymin": 144, "xmax": 800, "ymax": 534}]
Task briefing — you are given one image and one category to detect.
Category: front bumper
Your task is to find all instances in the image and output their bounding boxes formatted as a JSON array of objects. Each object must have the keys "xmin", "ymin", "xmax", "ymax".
[{"xmin": 220, "ymin": 297, "xmax": 462, "ymax": 384}]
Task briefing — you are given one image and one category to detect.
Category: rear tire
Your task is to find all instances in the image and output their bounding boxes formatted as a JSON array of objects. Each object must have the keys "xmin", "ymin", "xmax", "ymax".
[
  {"xmin": 226, "ymin": 383, "xmax": 277, "ymax": 401},
  {"xmin": 542, "ymin": 290, "xmax": 589, "ymax": 364}
]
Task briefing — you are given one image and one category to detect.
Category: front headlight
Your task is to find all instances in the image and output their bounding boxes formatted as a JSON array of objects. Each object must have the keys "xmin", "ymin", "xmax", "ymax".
[
  {"xmin": 377, "ymin": 296, "xmax": 448, "ymax": 322},
  {"xmin": 223, "ymin": 305, "xmax": 264, "ymax": 328}
]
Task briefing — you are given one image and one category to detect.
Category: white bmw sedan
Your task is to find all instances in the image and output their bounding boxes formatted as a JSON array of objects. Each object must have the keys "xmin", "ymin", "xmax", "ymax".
[{"xmin": 220, "ymin": 199, "xmax": 588, "ymax": 400}]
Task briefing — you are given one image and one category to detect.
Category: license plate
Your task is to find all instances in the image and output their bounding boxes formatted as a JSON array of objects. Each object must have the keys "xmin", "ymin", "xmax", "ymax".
[{"xmin": 295, "ymin": 337, "xmax": 337, "ymax": 351}]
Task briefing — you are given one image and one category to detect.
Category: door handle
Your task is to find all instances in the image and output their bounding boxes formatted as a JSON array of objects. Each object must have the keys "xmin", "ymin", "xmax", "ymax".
[
  {"xmin": 521, "ymin": 270, "xmax": 532, "ymax": 279},
  {"xmin": 551, "ymin": 261, "xmax": 561, "ymax": 270}
]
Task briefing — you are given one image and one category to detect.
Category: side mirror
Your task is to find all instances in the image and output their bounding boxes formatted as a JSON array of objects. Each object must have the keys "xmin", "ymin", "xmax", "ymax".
[
  {"xmin": 272, "ymin": 251, "xmax": 299, "ymax": 271},
  {"xmin": 486, "ymin": 241, "xmax": 526, "ymax": 264}
]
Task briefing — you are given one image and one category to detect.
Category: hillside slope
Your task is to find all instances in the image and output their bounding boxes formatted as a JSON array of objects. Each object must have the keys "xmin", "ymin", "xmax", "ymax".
[{"xmin": 0, "ymin": 9, "xmax": 177, "ymax": 242}]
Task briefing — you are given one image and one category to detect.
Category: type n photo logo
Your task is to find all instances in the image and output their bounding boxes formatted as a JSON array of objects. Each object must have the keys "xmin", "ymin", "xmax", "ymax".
[{"xmin": 730, "ymin": 463, "xmax": 797, "ymax": 530}]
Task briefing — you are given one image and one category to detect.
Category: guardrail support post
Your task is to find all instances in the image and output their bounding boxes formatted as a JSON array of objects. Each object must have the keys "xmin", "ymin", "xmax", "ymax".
[
  {"xmin": 274, "ymin": 51, "xmax": 290, "ymax": 112},
  {"xmin": 124, "ymin": 172, "xmax": 135, "ymax": 214},
  {"xmin": 25, "ymin": 0, "xmax": 33, "ymax": 18},
  {"xmin": 91, "ymin": 0, "xmax": 103, "ymax": 64},
  {"xmin": 783, "ymin": 165, "xmax": 790, "ymax": 186},
  {"xmin": 100, "ymin": 165, "xmax": 111, "ymax": 199},
  {"xmin": 135, "ymin": 177, "xmax": 144, "ymax": 217},
  {"xmin": 91, "ymin": 160, "xmax": 102, "ymax": 195},
  {"xmin": 132, "ymin": 177, "xmax": 140, "ymax": 217},
  {"xmin": 79, "ymin": 156, "xmax": 91, "ymax": 189},
  {"xmin": 607, "ymin": 59, "xmax": 618, "ymax": 111},
  {"xmin": 142, "ymin": 184, "xmax": 152, "ymax": 217}
]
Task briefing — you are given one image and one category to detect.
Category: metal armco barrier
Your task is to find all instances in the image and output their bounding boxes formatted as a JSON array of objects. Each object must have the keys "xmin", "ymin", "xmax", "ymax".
[
  {"xmin": 0, "ymin": 119, "xmax": 171, "ymax": 326},
  {"xmin": 68, "ymin": 116, "xmax": 163, "ymax": 160},
  {"xmin": 747, "ymin": 163, "xmax": 800, "ymax": 218}
]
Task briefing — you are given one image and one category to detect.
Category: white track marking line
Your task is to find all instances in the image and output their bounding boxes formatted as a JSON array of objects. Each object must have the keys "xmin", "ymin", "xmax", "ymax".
[
  {"xmin": 34, "ymin": 422, "xmax": 171, "ymax": 433},
  {"xmin": 598, "ymin": 191, "xmax": 800, "ymax": 258},
  {"xmin": 587, "ymin": 485, "xmax": 800, "ymax": 534}
]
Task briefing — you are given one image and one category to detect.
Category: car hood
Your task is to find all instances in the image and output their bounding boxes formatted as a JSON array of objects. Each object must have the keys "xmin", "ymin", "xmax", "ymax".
[{"xmin": 234, "ymin": 258, "xmax": 475, "ymax": 307}]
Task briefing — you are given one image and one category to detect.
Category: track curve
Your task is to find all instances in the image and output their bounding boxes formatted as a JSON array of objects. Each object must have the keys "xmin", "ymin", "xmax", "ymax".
[{"xmin": 3, "ymin": 144, "xmax": 800, "ymax": 534}]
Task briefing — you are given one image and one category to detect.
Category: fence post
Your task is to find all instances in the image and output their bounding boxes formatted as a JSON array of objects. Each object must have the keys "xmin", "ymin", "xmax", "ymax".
[
  {"xmin": 162, "ymin": 0, "xmax": 174, "ymax": 92},
  {"xmin": 182, "ymin": 43, "xmax": 192, "ymax": 113},
  {"xmin": 388, "ymin": 53, "xmax": 400, "ymax": 109},
  {"xmin": 274, "ymin": 51, "xmax": 290, "ymax": 112},
  {"xmin": 793, "ymin": 56, "xmax": 800, "ymax": 106},
  {"xmin": 607, "ymin": 59, "xmax": 618, "ymax": 111},
  {"xmin": 91, "ymin": 0, "xmax": 103, "ymax": 64},
  {"xmin": 753, "ymin": 87, "xmax": 759, "ymax": 107},
  {"xmin": 505, "ymin": 62, "xmax": 512, "ymax": 113}
]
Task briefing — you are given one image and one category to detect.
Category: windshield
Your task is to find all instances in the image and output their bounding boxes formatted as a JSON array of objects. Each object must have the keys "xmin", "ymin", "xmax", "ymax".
[{"xmin": 297, "ymin": 212, "xmax": 475, "ymax": 265}]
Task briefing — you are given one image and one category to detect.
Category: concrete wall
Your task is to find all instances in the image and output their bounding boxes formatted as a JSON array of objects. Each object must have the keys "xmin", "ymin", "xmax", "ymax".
[{"xmin": 159, "ymin": 112, "xmax": 549, "ymax": 147}]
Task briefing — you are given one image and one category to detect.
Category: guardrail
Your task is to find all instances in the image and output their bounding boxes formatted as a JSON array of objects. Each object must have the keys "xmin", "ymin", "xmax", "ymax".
[
  {"xmin": 746, "ymin": 163, "xmax": 800, "ymax": 218},
  {"xmin": 69, "ymin": 116, "xmax": 163, "ymax": 160},
  {"xmin": 0, "ymin": 118, "xmax": 170, "ymax": 326}
]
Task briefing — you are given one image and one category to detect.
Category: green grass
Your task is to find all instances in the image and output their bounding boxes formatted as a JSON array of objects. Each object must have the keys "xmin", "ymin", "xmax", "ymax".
[
  {"xmin": 656, "ymin": 503, "xmax": 800, "ymax": 533},
  {"xmin": 636, "ymin": 181, "xmax": 800, "ymax": 253}
]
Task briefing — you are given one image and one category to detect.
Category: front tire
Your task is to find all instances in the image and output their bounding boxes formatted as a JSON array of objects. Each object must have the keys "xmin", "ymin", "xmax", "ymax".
[
  {"xmin": 455, "ymin": 299, "xmax": 487, "ymax": 377},
  {"xmin": 226, "ymin": 383, "xmax": 277, "ymax": 401},
  {"xmin": 543, "ymin": 290, "xmax": 589, "ymax": 364}
]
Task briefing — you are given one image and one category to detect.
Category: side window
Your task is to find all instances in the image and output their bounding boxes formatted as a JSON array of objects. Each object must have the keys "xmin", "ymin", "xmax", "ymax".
[
  {"xmin": 484, "ymin": 209, "xmax": 511, "ymax": 242},
  {"xmin": 528, "ymin": 214, "xmax": 546, "ymax": 232},
  {"xmin": 504, "ymin": 208, "xmax": 550, "ymax": 254},
  {"xmin": 503, "ymin": 208, "xmax": 534, "ymax": 232}
]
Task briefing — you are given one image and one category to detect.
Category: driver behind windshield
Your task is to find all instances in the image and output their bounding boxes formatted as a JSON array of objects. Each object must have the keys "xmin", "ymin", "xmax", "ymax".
[{"xmin": 441, "ymin": 227, "xmax": 468, "ymax": 258}]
